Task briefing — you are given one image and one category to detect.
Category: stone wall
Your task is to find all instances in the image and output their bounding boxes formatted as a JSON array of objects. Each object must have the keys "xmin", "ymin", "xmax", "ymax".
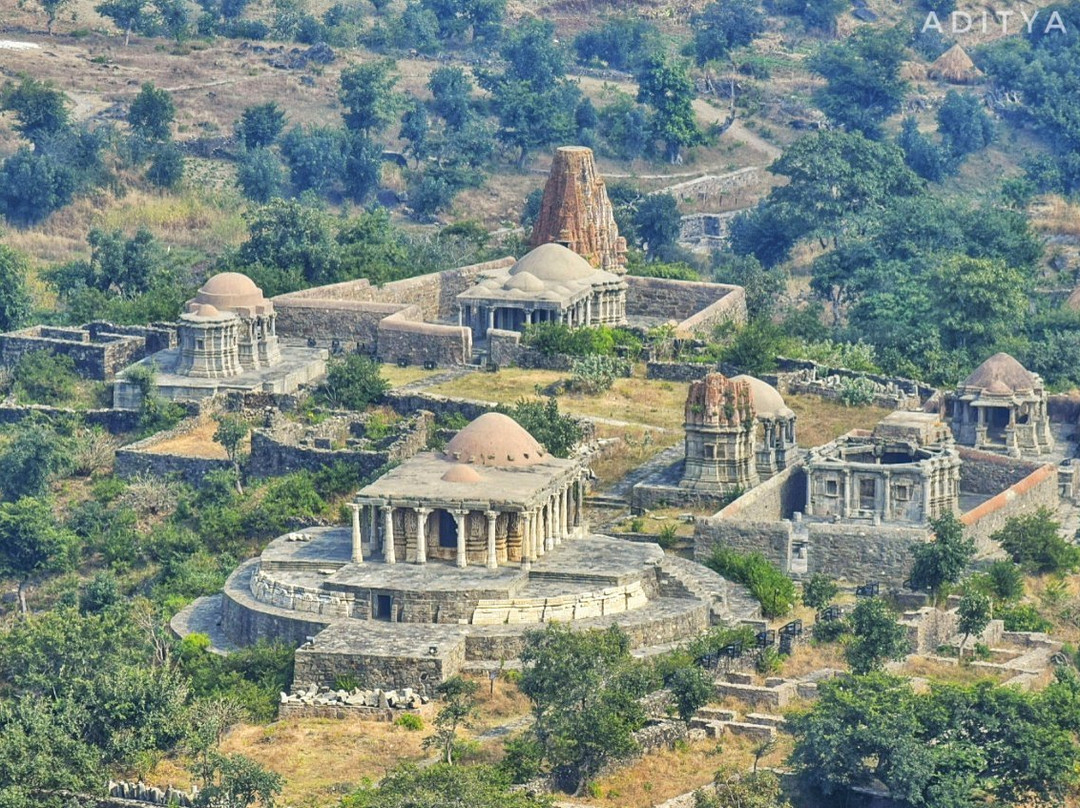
[
  {"xmin": 0, "ymin": 322, "xmax": 174, "ymax": 380},
  {"xmin": 248, "ymin": 410, "xmax": 433, "ymax": 480},
  {"xmin": 624, "ymin": 276, "xmax": 746, "ymax": 336},
  {"xmin": 960, "ymin": 460, "xmax": 1059, "ymax": 550},
  {"xmin": 376, "ymin": 306, "xmax": 472, "ymax": 367},
  {"xmin": 957, "ymin": 448, "xmax": 1046, "ymax": 495},
  {"xmin": 804, "ymin": 522, "xmax": 928, "ymax": 583},
  {"xmin": 113, "ymin": 417, "xmax": 232, "ymax": 485},
  {"xmin": 221, "ymin": 562, "xmax": 332, "ymax": 646},
  {"xmin": 488, "ymin": 329, "xmax": 574, "ymax": 371},
  {"xmin": 0, "ymin": 404, "xmax": 142, "ymax": 434},
  {"xmin": 711, "ymin": 464, "xmax": 806, "ymax": 522},
  {"xmin": 646, "ymin": 361, "xmax": 714, "ymax": 382}
]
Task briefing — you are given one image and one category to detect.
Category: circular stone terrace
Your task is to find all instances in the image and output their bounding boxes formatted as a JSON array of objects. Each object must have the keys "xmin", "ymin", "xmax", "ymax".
[{"xmin": 175, "ymin": 528, "xmax": 761, "ymax": 692}]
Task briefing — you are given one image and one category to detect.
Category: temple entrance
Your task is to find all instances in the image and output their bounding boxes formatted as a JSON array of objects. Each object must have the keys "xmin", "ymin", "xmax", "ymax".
[
  {"xmin": 374, "ymin": 594, "xmax": 393, "ymax": 621},
  {"xmin": 438, "ymin": 510, "xmax": 458, "ymax": 548},
  {"xmin": 987, "ymin": 407, "xmax": 1009, "ymax": 443},
  {"xmin": 859, "ymin": 478, "xmax": 876, "ymax": 511}
]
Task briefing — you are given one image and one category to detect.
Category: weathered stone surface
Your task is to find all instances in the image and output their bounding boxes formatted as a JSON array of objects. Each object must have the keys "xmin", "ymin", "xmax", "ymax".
[{"xmin": 530, "ymin": 146, "xmax": 627, "ymax": 273}]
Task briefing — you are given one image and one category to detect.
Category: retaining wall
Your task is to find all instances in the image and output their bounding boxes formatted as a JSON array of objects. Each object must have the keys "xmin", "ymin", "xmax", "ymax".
[
  {"xmin": 113, "ymin": 418, "xmax": 232, "ymax": 485},
  {"xmin": 625, "ymin": 276, "xmax": 746, "ymax": 336},
  {"xmin": 960, "ymin": 459, "xmax": 1059, "ymax": 550}
]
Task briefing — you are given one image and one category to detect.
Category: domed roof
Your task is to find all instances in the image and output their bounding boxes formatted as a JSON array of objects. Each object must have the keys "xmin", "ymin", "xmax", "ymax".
[
  {"xmin": 441, "ymin": 464, "xmax": 484, "ymax": 483},
  {"xmin": 961, "ymin": 353, "xmax": 1036, "ymax": 393},
  {"xmin": 730, "ymin": 375, "xmax": 793, "ymax": 418},
  {"xmin": 508, "ymin": 243, "xmax": 596, "ymax": 284},
  {"xmin": 194, "ymin": 272, "xmax": 268, "ymax": 311},
  {"xmin": 183, "ymin": 302, "xmax": 235, "ymax": 321},
  {"xmin": 504, "ymin": 271, "xmax": 546, "ymax": 293},
  {"xmin": 443, "ymin": 412, "xmax": 547, "ymax": 467}
]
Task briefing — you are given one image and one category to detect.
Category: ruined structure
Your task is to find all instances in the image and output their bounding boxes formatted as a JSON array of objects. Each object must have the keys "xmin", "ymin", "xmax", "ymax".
[
  {"xmin": 805, "ymin": 412, "xmax": 960, "ymax": 525},
  {"xmin": 455, "ymin": 244, "xmax": 628, "ymax": 337},
  {"xmin": 950, "ymin": 353, "xmax": 1053, "ymax": 457},
  {"xmin": 731, "ymin": 375, "xmax": 798, "ymax": 480},
  {"xmin": 0, "ymin": 322, "xmax": 175, "ymax": 381},
  {"xmin": 681, "ymin": 373, "xmax": 759, "ymax": 494},
  {"xmin": 113, "ymin": 272, "xmax": 325, "ymax": 407},
  {"xmin": 184, "ymin": 413, "xmax": 761, "ymax": 692},
  {"xmin": 530, "ymin": 146, "xmax": 627, "ymax": 273}
]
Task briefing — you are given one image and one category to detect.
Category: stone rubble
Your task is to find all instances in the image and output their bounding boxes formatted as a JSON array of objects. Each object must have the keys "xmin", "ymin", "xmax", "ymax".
[{"xmin": 280, "ymin": 684, "xmax": 429, "ymax": 709}]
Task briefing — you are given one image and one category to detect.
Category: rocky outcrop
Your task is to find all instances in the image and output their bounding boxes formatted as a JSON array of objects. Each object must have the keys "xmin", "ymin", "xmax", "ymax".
[{"xmin": 530, "ymin": 146, "xmax": 627, "ymax": 273}]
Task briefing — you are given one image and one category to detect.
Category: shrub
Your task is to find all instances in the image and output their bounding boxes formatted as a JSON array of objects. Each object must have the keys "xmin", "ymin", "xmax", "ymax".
[
  {"xmin": 394, "ymin": 713, "xmax": 424, "ymax": 731},
  {"xmin": 316, "ymin": 354, "xmax": 389, "ymax": 410},
  {"xmin": 12, "ymin": 350, "xmax": 79, "ymax": 406},
  {"xmin": 993, "ymin": 508, "xmax": 1080, "ymax": 574},
  {"xmin": 986, "ymin": 560, "xmax": 1025, "ymax": 602},
  {"xmin": 522, "ymin": 322, "xmax": 641, "ymax": 358},
  {"xmin": 703, "ymin": 547, "xmax": 796, "ymax": 618},
  {"xmin": 801, "ymin": 573, "xmax": 838, "ymax": 610},
  {"xmin": 666, "ymin": 665, "xmax": 712, "ymax": 722},
  {"xmin": 657, "ymin": 522, "xmax": 679, "ymax": 549},
  {"xmin": 568, "ymin": 354, "xmax": 630, "ymax": 394},
  {"xmin": 812, "ymin": 618, "xmax": 849, "ymax": 643},
  {"xmin": 497, "ymin": 398, "xmax": 582, "ymax": 458},
  {"xmin": 837, "ymin": 376, "xmax": 877, "ymax": 407},
  {"xmin": 997, "ymin": 603, "xmax": 1052, "ymax": 633}
]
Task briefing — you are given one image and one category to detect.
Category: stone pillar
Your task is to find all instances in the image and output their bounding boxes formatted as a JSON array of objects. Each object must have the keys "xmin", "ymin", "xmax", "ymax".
[
  {"xmin": 553, "ymin": 490, "xmax": 563, "ymax": 546},
  {"xmin": 560, "ymin": 487, "xmax": 569, "ymax": 540},
  {"xmin": 458, "ymin": 305, "xmax": 463, "ymax": 327},
  {"xmin": 487, "ymin": 307, "xmax": 495, "ymax": 333},
  {"xmin": 575, "ymin": 479, "xmax": 584, "ymax": 530},
  {"xmin": 414, "ymin": 507, "xmax": 430, "ymax": 564},
  {"xmin": 544, "ymin": 499, "xmax": 554, "ymax": 552},
  {"xmin": 534, "ymin": 509, "xmax": 545, "ymax": 557},
  {"xmin": 453, "ymin": 510, "xmax": 468, "ymax": 568},
  {"xmin": 486, "ymin": 511, "xmax": 498, "ymax": 569},
  {"xmin": 804, "ymin": 470, "xmax": 813, "ymax": 517},
  {"xmin": 520, "ymin": 511, "xmax": 532, "ymax": 570},
  {"xmin": 369, "ymin": 505, "xmax": 379, "ymax": 555},
  {"xmin": 383, "ymin": 506, "xmax": 396, "ymax": 564},
  {"xmin": 882, "ymin": 471, "xmax": 891, "ymax": 522},
  {"xmin": 842, "ymin": 470, "xmax": 851, "ymax": 518},
  {"xmin": 350, "ymin": 503, "xmax": 363, "ymax": 564}
]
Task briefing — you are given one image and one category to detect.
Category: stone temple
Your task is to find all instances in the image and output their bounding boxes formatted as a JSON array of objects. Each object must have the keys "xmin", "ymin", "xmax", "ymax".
[
  {"xmin": 113, "ymin": 272, "xmax": 327, "ymax": 408},
  {"xmin": 198, "ymin": 413, "xmax": 761, "ymax": 692},
  {"xmin": 455, "ymin": 244, "xmax": 628, "ymax": 337},
  {"xmin": 949, "ymin": 352, "xmax": 1054, "ymax": 457}
]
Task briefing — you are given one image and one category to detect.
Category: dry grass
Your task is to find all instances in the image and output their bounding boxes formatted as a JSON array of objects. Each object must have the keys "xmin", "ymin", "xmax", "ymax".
[
  {"xmin": 573, "ymin": 735, "xmax": 791, "ymax": 808},
  {"xmin": 429, "ymin": 366, "xmax": 690, "ymax": 432},
  {"xmin": 899, "ymin": 656, "xmax": 1010, "ymax": 686},
  {"xmin": 590, "ymin": 423, "xmax": 682, "ymax": 489},
  {"xmin": 1031, "ymin": 195, "xmax": 1080, "ymax": 238},
  {"xmin": 784, "ymin": 395, "xmax": 894, "ymax": 448},
  {"xmin": 379, "ymin": 363, "xmax": 445, "ymax": 389},
  {"xmin": 142, "ymin": 416, "xmax": 234, "ymax": 459},
  {"xmin": 470, "ymin": 674, "xmax": 533, "ymax": 732}
]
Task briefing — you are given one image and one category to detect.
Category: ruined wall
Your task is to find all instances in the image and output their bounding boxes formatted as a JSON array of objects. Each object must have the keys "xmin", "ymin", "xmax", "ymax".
[
  {"xmin": 713, "ymin": 464, "xmax": 806, "ymax": 522},
  {"xmin": 488, "ymin": 329, "xmax": 573, "ymax": 371},
  {"xmin": 957, "ymin": 448, "xmax": 1045, "ymax": 494},
  {"xmin": 960, "ymin": 462, "xmax": 1059, "ymax": 550},
  {"xmin": 0, "ymin": 405, "xmax": 142, "ymax": 434},
  {"xmin": 376, "ymin": 307, "xmax": 472, "ymax": 367},
  {"xmin": 0, "ymin": 322, "xmax": 174, "ymax": 381},
  {"xmin": 292, "ymin": 642, "xmax": 464, "ymax": 694},
  {"xmin": 804, "ymin": 522, "xmax": 928, "ymax": 583},
  {"xmin": 625, "ymin": 276, "xmax": 746, "ymax": 334},
  {"xmin": 274, "ymin": 299, "xmax": 401, "ymax": 351},
  {"xmin": 114, "ymin": 418, "xmax": 232, "ymax": 485}
]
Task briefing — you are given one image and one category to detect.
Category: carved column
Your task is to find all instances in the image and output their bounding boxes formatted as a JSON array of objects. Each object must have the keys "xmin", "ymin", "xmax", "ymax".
[
  {"xmin": 453, "ymin": 510, "xmax": 468, "ymax": 568},
  {"xmin": 486, "ymin": 511, "xmax": 498, "ymax": 569},
  {"xmin": 383, "ymin": 506, "xmax": 396, "ymax": 564},
  {"xmin": 350, "ymin": 503, "xmax": 363, "ymax": 564},
  {"xmin": 575, "ymin": 479, "xmax": 584, "ymax": 530},
  {"xmin": 368, "ymin": 505, "xmax": 379, "ymax": 556},
  {"xmin": 544, "ymin": 499, "xmax": 554, "ymax": 553},
  {"xmin": 535, "ymin": 508, "xmax": 545, "ymax": 557},
  {"xmin": 414, "ymin": 507, "xmax": 430, "ymax": 564}
]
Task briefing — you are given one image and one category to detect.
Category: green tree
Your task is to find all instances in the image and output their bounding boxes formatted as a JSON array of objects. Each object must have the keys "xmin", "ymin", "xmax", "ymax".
[
  {"xmin": 985, "ymin": 559, "xmax": 1024, "ymax": 602},
  {"xmin": 898, "ymin": 115, "xmax": 947, "ymax": 182},
  {"xmin": 635, "ymin": 55, "xmax": 701, "ymax": 164},
  {"xmin": 956, "ymin": 591, "xmax": 990, "ymax": 658},
  {"xmin": 213, "ymin": 414, "xmax": 250, "ymax": 494},
  {"xmin": 28, "ymin": 0, "xmax": 76, "ymax": 33},
  {"xmin": 343, "ymin": 132, "xmax": 382, "ymax": 204},
  {"xmin": 516, "ymin": 624, "xmax": 648, "ymax": 795},
  {"xmin": 237, "ymin": 102, "xmax": 286, "ymax": 149},
  {"xmin": 0, "ymin": 496, "xmax": 77, "ymax": 613},
  {"xmin": 0, "ymin": 246, "xmax": 32, "ymax": 331},
  {"xmin": 236, "ymin": 147, "xmax": 285, "ymax": 203},
  {"xmin": 428, "ymin": 67, "xmax": 474, "ymax": 130},
  {"xmin": 710, "ymin": 252, "xmax": 786, "ymax": 320},
  {"xmin": 992, "ymin": 508, "xmax": 1080, "ymax": 574},
  {"xmin": 696, "ymin": 768, "xmax": 791, "ymax": 808},
  {"xmin": 930, "ymin": 255, "xmax": 1027, "ymax": 355},
  {"xmin": 129, "ymin": 82, "xmax": 175, "ymax": 142},
  {"xmin": 633, "ymin": 193, "xmax": 681, "ymax": 259},
  {"xmin": 691, "ymin": 0, "xmax": 765, "ymax": 65},
  {"xmin": 424, "ymin": 675, "xmax": 479, "ymax": 764},
  {"xmin": 667, "ymin": 665, "xmax": 712, "ymax": 723},
  {"xmin": 192, "ymin": 751, "xmax": 283, "ymax": 808},
  {"xmin": 0, "ymin": 77, "xmax": 69, "ymax": 146},
  {"xmin": 238, "ymin": 198, "xmax": 340, "ymax": 288},
  {"xmin": 95, "ymin": 0, "xmax": 149, "ymax": 45},
  {"xmin": 48, "ymin": 226, "xmax": 164, "ymax": 298},
  {"xmin": 498, "ymin": 398, "xmax": 582, "ymax": 458},
  {"xmin": 909, "ymin": 512, "xmax": 975, "ymax": 600},
  {"xmin": 279, "ymin": 125, "xmax": 345, "ymax": 198},
  {"xmin": 937, "ymin": 90, "xmax": 994, "ymax": 158},
  {"xmin": 807, "ymin": 26, "xmax": 908, "ymax": 138},
  {"xmin": 845, "ymin": 598, "xmax": 908, "ymax": 674},
  {"xmin": 0, "ymin": 148, "xmax": 74, "ymax": 226},
  {"xmin": 400, "ymin": 97, "xmax": 431, "ymax": 167},
  {"xmin": 315, "ymin": 354, "xmax": 389, "ymax": 410},
  {"xmin": 11, "ymin": 350, "xmax": 78, "ymax": 405},
  {"xmin": 801, "ymin": 573, "xmax": 838, "ymax": 610},
  {"xmin": 0, "ymin": 423, "xmax": 69, "ymax": 501},
  {"xmin": 339, "ymin": 59, "xmax": 399, "ymax": 135}
]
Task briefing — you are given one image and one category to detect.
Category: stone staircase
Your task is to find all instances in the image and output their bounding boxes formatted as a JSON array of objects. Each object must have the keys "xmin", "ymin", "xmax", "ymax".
[
  {"xmin": 656, "ymin": 555, "xmax": 762, "ymax": 625},
  {"xmin": 689, "ymin": 705, "xmax": 784, "ymax": 742}
]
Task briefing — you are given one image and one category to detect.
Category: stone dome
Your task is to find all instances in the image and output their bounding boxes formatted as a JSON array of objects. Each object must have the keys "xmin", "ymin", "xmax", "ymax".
[
  {"xmin": 730, "ymin": 375, "xmax": 794, "ymax": 418},
  {"xmin": 183, "ymin": 302, "xmax": 235, "ymax": 321},
  {"xmin": 443, "ymin": 412, "xmax": 547, "ymax": 467},
  {"xmin": 508, "ymin": 243, "xmax": 596, "ymax": 284},
  {"xmin": 961, "ymin": 353, "xmax": 1036, "ymax": 394},
  {"xmin": 441, "ymin": 464, "xmax": 484, "ymax": 483},
  {"xmin": 504, "ymin": 271, "xmax": 546, "ymax": 293},
  {"xmin": 193, "ymin": 272, "xmax": 269, "ymax": 312}
]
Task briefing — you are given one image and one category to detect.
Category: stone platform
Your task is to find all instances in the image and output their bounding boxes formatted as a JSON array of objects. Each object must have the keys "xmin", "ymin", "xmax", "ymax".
[
  {"xmin": 114, "ymin": 341, "xmax": 327, "ymax": 407},
  {"xmin": 182, "ymin": 528, "xmax": 761, "ymax": 695}
]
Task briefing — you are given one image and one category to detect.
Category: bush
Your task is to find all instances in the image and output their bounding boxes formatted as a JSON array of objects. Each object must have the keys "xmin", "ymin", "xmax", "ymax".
[
  {"xmin": 12, "ymin": 350, "xmax": 79, "ymax": 405},
  {"xmin": 657, "ymin": 522, "xmax": 679, "ymax": 549},
  {"xmin": 567, "ymin": 354, "xmax": 629, "ymax": 394},
  {"xmin": 986, "ymin": 560, "xmax": 1025, "ymax": 602},
  {"xmin": 497, "ymin": 398, "xmax": 582, "ymax": 458},
  {"xmin": 837, "ymin": 376, "xmax": 877, "ymax": 407},
  {"xmin": 316, "ymin": 354, "xmax": 389, "ymax": 410},
  {"xmin": 801, "ymin": 573, "xmax": 838, "ymax": 610},
  {"xmin": 666, "ymin": 665, "xmax": 712, "ymax": 722},
  {"xmin": 522, "ymin": 322, "xmax": 641, "ymax": 359},
  {"xmin": 395, "ymin": 713, "xmax": 424, "ymax": 731},
  {"xmin": 812, "ymin": 618, "xmax": 849, "ymax": 643},
  {"xmin": 994, "ymin": 509, "xmax": 1080, "ymax": 574},
  {"xmin": 703, "ymin": 547, "xmax": 796, "ymax": 618},
  {"xmin": 997, "ymin": 603, "xmax": 1052, "ymax": 633}
]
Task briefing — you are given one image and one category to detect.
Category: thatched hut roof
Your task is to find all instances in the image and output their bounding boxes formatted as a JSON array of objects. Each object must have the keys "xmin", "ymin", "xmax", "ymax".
[{"xmin": 929, "ymin": 44, "xmax": 983, "ymax": 83}]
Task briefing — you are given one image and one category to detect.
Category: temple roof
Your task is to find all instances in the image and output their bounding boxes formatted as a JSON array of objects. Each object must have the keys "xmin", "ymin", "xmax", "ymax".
[
  {"xmin": 509, "ymin": 244, "xmax": 596, "ymax": 283},
  {"xmin": 730, "ymin": 374, "xmax": 794, "ymax": 418},
  {"xmin": 190, "ymin": 272, "xmax": 272, "ymax": 315},
  {"xmin": 443, "ymin": 412, "xmax": 547, "ymax": 467},
  {"xmin": 960, "ymin": 353, "xmax": 1037, "ymax": 394}
]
